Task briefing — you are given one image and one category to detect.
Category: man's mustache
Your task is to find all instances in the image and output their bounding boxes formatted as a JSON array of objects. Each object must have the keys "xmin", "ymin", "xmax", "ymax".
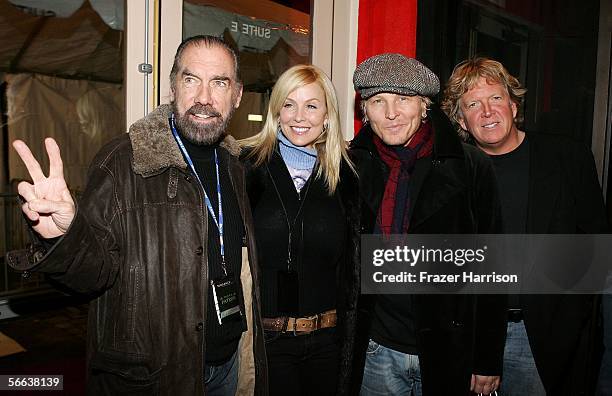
[{"xmin": 187, "ymin": 104, "xmax": 221, "ymax": 118}]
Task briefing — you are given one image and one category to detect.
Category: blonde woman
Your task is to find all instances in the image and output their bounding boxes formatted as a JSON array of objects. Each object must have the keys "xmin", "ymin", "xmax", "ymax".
[{"xmin": 240, "ymin": 65, "xmax": 359, "ymax": 395}]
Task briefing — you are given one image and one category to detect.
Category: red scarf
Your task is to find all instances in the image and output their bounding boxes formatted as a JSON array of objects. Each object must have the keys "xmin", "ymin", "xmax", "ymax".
[{"xmin": 373, "ymin": 121, "xmax": 433, "ymax": 234}]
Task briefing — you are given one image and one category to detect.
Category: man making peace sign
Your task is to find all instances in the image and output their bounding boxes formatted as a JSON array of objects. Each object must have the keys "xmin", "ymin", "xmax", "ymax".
[{"xmin": 7, "ymin": 35, "xmax": 268, "ymax": 396}]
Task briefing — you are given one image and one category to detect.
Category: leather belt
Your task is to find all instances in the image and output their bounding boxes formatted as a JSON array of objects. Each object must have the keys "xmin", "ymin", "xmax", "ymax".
[
  {"xmin": 507, "ymin": 309, "xmax": 523, "ymax": 323},
  {"xmin": 262, "ymin": 309, "xmax": 337, "ymax": 334}
]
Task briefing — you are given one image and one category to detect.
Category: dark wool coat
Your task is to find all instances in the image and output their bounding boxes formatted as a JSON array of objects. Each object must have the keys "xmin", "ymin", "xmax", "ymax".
[
  {"xmin": 7, "ymin": 104, "xmax": 268, "ymax": 395},
  {"xmin": 243, "ymin": 150, "xmax": 360, "ymax": 395},
  {"xmin": 514, "ymin": 132, "xmax": 607, "ymax": 395},
  {"xmin": 349, "ymin": 105, "xmax": 507, "ymax": 396}
]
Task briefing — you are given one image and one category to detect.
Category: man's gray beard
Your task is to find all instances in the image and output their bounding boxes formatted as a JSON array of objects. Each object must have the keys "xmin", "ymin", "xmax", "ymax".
[{"xmin": 172, "ymin": 102, "xmax": 236, "ymax": 145}]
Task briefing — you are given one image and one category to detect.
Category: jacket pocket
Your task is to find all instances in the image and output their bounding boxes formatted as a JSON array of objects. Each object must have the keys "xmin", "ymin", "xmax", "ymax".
[
  {"xmin": 90, "ymin": 350, "xmax": 162, "ymax": 395},
  {"xmin": 117, "ymin": 264, "xmax": 139, "ymax": 342}
]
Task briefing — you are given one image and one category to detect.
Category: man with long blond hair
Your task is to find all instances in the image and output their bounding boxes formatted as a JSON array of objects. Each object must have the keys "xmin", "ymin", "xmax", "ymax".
[{"xmin": 442, "ymin": 56, "xmax": 607, "ymax": 396}]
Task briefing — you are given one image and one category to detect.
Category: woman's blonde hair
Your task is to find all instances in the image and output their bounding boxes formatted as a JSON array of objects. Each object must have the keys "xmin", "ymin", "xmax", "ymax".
[
  {"xmin": 240, "ymin": 64, "xmax": 353, "ymax": 194},
  {"xmin": 441, "ymin": 57, "xmax": 527, "ymax": 140}
]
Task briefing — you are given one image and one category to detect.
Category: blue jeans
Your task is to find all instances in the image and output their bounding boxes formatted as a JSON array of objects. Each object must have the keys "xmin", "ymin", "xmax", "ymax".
[
  {"xmin": 204, "ymin": 351, "xmax": 239, "ymax": 396},
  {"xmin": 360, "ymin": 339, "xmax": 422, "ymax": 396},
  {"xmin": 598, "ymin": 272, "xmax": 612, "ymax": 396},
  {"xmin": 500, "ymin": 321, "xmax": 545, "ymax": 396}
]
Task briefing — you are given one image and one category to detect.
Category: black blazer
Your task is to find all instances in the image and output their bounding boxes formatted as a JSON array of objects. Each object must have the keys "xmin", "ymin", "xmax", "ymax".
[
  {"xmin": 350, "ymin": 106, "xmax": 507, "ymax": 396},
  {"xmin": 519, "ymin": 132, "xmax": 607, "ymax": 395}
]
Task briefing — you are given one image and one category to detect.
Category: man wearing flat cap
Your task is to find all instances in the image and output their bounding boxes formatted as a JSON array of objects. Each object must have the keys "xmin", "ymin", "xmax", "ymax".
[{"xmin": 350, "ymin": 53, "xmax": 507, "ymax": 395}]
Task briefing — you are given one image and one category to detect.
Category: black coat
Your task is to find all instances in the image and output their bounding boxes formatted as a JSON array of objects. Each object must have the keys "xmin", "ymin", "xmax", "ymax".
[
  {"xmin": 516, "ymin": 132, "xmax": 607, "ymax": 395},
  {"xmin": 243, "ymin": 151, "xmax": 361, "ymax": 395},
  {"xmin": 350, "ymin": 106, "xmax": 507, "ymax": 395}
]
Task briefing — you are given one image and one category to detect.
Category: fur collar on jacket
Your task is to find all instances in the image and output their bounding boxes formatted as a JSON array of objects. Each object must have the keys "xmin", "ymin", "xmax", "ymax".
[{"xmin": 128, "ymin": 104, "xmax": 242, "ymax": 177}]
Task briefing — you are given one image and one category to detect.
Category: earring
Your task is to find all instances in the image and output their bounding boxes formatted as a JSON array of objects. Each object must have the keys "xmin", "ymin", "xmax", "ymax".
[{"xmin": 323, "ymin": 120, "xmax": 329, "ymax": 132}]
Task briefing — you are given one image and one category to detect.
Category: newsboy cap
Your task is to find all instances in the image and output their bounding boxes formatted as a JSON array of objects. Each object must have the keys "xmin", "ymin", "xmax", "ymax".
[{"xmin": 353, "ymin": 53, "xmax": 440, "ymax": 99}]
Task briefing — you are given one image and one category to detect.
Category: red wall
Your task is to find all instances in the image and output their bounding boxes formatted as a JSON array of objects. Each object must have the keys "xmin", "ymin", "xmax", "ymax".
[{"xmin": 354, "ymin": 0, "xmax": 418, "ymax": 134}]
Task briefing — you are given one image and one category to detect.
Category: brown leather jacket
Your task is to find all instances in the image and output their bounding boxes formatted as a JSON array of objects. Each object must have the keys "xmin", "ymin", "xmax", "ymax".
[{"xmin": 7, "ymin": 104, "xmax": 268, "ymax": 395}]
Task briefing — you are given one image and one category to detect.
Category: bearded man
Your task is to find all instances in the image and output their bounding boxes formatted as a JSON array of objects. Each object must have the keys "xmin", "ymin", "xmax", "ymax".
[{"xmin": 7, "ymin": 35, "xmax": 268, "ymax": 396}]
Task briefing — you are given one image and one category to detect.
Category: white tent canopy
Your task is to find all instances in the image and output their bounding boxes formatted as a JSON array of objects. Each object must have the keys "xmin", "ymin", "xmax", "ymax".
[
  {"xmin": 8, "ymin": 0, "xmax": 123, "ymax": 29},
  {"xmin": 1, "ymin": 0, "xmax": 124, "ymax": 190},
  {"xmin": 0, "ymin": 0, "xmax": 123, "ymax": 83}
]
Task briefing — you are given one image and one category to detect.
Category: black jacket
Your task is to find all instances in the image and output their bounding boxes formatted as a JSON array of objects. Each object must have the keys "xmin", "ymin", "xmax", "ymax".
[
  {"xmin": 516, "ymin": 132, "xmax": 607, "ymax": 395},
  {"xmin": 7, "ymin": 105, "xmax": 268, "ymax": 395},
  {"xmin": 243, "ymin": 151, "xmax": 360, "ymax": 395},
  {"xmin": 350, "ymin": 106, "xmax": 507, "ymax": 395}
]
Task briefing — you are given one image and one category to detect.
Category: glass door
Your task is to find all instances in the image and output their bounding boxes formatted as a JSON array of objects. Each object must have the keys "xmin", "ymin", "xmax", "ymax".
[
  {"xmin": 1, "ymin": 0, "xmax": 125, "ymax": 297},
  {"xmin": 181, "ymin": 0, "xmax": 312, "ymax": 139}
]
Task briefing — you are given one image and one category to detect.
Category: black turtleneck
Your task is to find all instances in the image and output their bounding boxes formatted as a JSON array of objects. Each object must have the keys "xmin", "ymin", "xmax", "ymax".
[{"xmin": 181, "ymin": 137, "xmax": 246, "ymax": 365}]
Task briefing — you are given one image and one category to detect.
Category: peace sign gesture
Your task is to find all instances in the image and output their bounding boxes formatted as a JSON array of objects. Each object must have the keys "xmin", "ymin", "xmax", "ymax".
[{"xmin": 12, "ymin": 138, "xmax": 75, "ymax": 238}]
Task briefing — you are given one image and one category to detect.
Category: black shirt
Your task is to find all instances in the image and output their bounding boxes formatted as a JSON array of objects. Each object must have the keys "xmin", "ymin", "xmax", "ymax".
[
  {"xmin": 490, "ymin": 137, "xmax": 529, "ymax": 234},
  {"xmin": 490, "ymin": 136, "xmax": 530, "ymax": 309}
]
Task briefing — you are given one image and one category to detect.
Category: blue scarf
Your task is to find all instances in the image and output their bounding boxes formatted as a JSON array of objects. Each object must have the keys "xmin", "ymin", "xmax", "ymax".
[{"xmin": 277, "ymin": 131, "xmax": 317, "ymax": 191}]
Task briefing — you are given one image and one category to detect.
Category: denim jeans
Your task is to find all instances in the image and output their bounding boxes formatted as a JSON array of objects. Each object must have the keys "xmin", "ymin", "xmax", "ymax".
[
  {"xmin": 360, "ymin": 339, "xmax": 422, "ymax": 396},
  {"xmin": 597, "ymin": 272, "xmax": 612, "ymax": 396},
  {"xmin": 499, "ymin": 321, "xmax": 545, "ymax": 396},
  {"xmin": 204, "ymin": 350, "xmax": 239, "ymax": 396}
]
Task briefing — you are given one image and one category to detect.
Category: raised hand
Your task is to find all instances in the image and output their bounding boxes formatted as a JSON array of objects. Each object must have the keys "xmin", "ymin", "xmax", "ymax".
[{"xmin": 12, "ymin": 138, "xmax": 75, "ymax": 238}]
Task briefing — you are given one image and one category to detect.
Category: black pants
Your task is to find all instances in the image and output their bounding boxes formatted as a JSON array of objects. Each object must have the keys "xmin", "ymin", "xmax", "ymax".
[{"xmin": 265, "ymin": 328, "xmax": 340, "ymax": 396}]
